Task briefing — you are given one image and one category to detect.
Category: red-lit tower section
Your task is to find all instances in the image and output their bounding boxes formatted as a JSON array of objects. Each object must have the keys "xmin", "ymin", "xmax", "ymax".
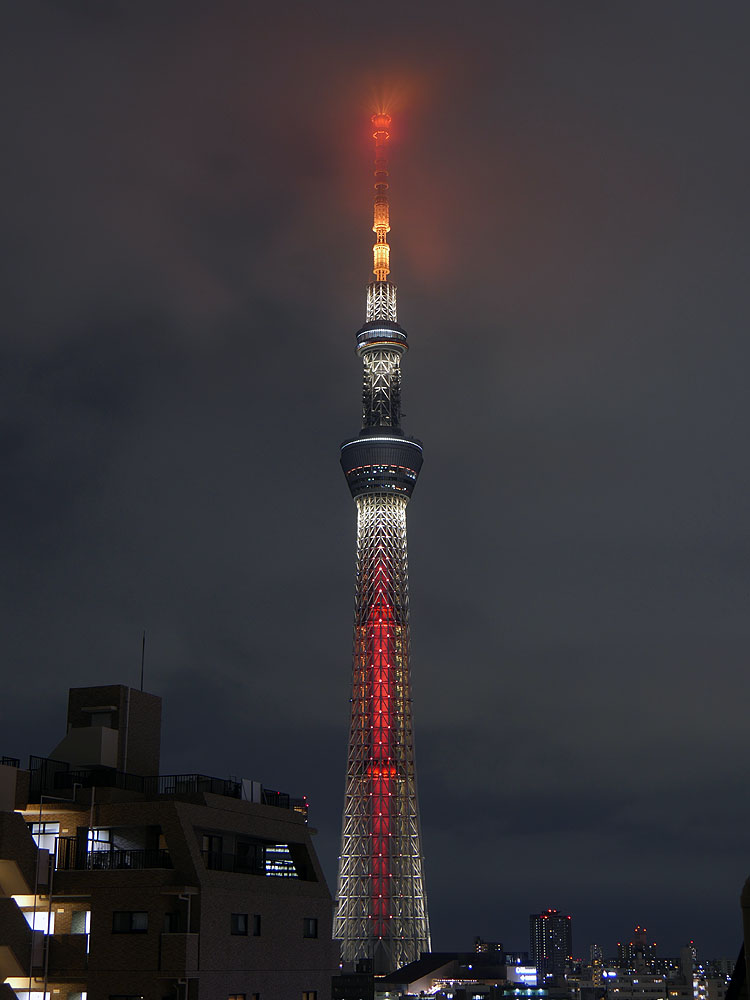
[{"xmin": 335, "ymin": 113, "xmax": 431, "ymax": 974}]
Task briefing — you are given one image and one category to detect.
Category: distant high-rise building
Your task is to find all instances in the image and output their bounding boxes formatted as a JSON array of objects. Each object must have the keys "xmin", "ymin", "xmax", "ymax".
[
  {"xmin": 530, "ymin": 908, "xmax": 573, "ymax": 978},
  {"xmin": 590, "ymin": 943, "xmax": 604, "ymax": 987},
  {"xmin": 617, "ymin": 926, "xmax": 657, "ymax": 971},
  {"xmin": 680, "ymin": 941, "xmax": 697, "ymax": 981},
  {"xmin": 475, "ymin": 936, "xmax": 504, "ymax": 955}
]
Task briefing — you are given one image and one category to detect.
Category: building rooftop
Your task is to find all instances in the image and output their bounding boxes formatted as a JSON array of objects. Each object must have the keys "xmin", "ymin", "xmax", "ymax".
[{"xmin": 22, "ymin": 753, "xmax": 307, "ymax": 817}]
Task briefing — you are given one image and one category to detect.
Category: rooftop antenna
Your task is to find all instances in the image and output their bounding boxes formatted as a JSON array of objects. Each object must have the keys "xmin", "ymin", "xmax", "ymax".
[{"xmin": 140, "ymin": 630, "xmax": 146, "ymax": 692}]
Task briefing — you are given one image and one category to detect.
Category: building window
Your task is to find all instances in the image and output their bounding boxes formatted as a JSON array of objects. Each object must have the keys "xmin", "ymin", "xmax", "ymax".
[
  {"xmin": 23, "ymin": 909, "xmax": 55, "ymax": 933},
  {"xmin": 165, "ymin": 909, "xmax": 192, "ymax": 933},
  {"xmin": 112, "ymin": 911, "xmax": 148, "ymax": 933},
  {"xmin": 71, "ymin": 909, "xmax": 91, "ymax": 953},
  {"xmin": 236, "ymin": 839, "xmax": 264, "ymax": 875},
  {"xmin": 29, "ymin": 821, "xmax": 60, "ymax": 852},
  {"xmin": 88, "ymin": 827, "xmax": 111, "ymax": 852},
  {"xmin": 228, "ymin": 995, "xmax": 246, "ymax": 1000},
  {"xmin": 265, "ymin": 842, "xmax": 297, "ymax": 877},
  {"xmin": 252, "ymin": 914, "xmax": 261, "ymax": 936},
  {"xmin": 89, "ymin": 710, "xmax": 113, "ymax": 727},
  {"xmin": 201, "ymin": 833, "xmax": 223, "ymax": 870},
  {"xmin": 230, "ymin": 913, "xmax": 248, "ymax": 935},
  {"xmin": 302, "ymin": 993, "xmax": 317, "ymax": 1000},
  {"xmin": 303, "ymin": 917, "xmax": 318, "ymax": 938},
  {"xmin": 71, "ymin": 910, "xmax": 91, "ymax": 935}
]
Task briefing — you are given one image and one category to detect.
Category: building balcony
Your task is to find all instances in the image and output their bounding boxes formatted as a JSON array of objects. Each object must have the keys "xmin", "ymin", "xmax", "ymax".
[
  {"xmin": 55, "ymin": 838, "xmax": 173, "ymax": 872},
  {"xmin": 47, "ymin": 931, "xmax": 88, "ymax": 974},
  {"xmin": 0, "ymin": 811, "xmax": 49, "ymax": 895},
  {"xmin": 0, "ymin": 897, "xmax": 43, "ymax": 979},
  {"xmin": 201, "ymin": 849, "xmax": 265, "ymax": 876},
  {"xmin": 201, "ymin": 844, "xmax": 311, "ymax": 880}
]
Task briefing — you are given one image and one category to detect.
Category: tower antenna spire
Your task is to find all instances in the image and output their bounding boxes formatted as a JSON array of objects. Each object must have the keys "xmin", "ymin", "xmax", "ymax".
[
  {"xmin": 366, "ymin": 113, "xmax": 399, "ymax": 325},
  {"xmin": 371, "ymin": 112, "xmax": 392, "ymax": 283}
]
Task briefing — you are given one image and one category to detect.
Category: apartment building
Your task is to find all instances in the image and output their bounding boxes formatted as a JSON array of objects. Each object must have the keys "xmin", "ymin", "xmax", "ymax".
[{"xmin": 0, "ymin": 684, "xmax": 337, "ymax": 1000}]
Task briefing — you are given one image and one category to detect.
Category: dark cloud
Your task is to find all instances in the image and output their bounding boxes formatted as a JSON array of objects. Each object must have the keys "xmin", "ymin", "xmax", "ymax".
[{"xmin": 2, "ymin": 0, "xmax": 749, "ymax": 961}]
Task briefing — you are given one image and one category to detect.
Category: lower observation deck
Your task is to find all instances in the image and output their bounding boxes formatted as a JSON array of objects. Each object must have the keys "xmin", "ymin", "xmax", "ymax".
[{"xmin": 340, "ymin": 432, "xmax": 423, "ymax": 499}]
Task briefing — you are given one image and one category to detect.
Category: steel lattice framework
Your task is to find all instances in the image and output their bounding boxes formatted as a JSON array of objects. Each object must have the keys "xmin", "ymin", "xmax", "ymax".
[
  {"xmin": 335, "ymin": 113, "xmax": 431, "ymax": 975},
  {"xmin": 362, "ymin": 350, "xmax": 402, "ymax": 428}
]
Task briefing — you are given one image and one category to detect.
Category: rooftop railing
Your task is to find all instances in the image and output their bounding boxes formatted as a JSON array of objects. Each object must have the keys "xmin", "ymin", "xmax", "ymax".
[
  {"xmin": 28, "ymin": 757, "xmax": 242, "ymax": 802},
  {"xmin": 26, "ymin": 756, "xmax": 306, "ymax": 817}
]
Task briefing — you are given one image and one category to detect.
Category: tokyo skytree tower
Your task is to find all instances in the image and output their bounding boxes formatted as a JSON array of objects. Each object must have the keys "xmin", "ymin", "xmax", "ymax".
[{"xmin": 334, "ymin": 113, "xmax": 431, "ymax": 974}]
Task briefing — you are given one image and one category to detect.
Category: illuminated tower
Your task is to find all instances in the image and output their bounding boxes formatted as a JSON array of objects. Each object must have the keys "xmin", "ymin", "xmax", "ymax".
[{"xmin": 334, "ymin": 113, "xmax": 431, "ymax": 974}]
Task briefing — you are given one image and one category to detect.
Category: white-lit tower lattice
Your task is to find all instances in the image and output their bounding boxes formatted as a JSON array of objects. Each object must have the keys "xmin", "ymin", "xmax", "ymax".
[{"xmin": 335, "ymin": 113, "xmax": 431, "ymax": 974}]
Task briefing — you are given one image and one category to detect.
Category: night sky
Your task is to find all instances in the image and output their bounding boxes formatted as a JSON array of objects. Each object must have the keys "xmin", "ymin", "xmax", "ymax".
[{"xmin": 3, "ymin": 0, "xmax": 749, "ymax": 962}]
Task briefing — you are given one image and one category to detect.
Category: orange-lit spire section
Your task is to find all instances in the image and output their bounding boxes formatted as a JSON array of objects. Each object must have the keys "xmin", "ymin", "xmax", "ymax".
[
  {"xmin": 366, "ymin": 113, "xmax": 398, "ymax": 323},
  {"xmin": 371, "ymin": 113, "xmax": 392, "ymax": 281}
]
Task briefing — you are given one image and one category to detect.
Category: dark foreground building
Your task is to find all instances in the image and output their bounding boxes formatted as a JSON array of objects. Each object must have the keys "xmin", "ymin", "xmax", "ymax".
[{"xmin": 0, "ymin": 684, "xmax": 337, "ymax": 999}]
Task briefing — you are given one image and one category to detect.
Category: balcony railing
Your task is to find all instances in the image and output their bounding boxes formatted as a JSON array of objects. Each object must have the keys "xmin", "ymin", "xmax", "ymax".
[
  {"xmin": 56, "ymin": 838, "xmax": 172, "ymax": 872},
  {"xmin": 151, "ymin": 774, "xmax": 242, "ymax": 798},
  {"xmin": 201, "ymin": 849, "xmax": 266, "ymax": 876},
  {"xmin": 200, "ymin": 848, "xmax": 302, "ymax": 879},
  {"xmin": 0, "ymin": 756, "xmax": 20, "ymax": 768}
]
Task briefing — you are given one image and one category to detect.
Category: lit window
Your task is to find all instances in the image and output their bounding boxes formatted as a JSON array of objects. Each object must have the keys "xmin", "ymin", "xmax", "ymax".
[
  {"xmin": 88, "ymin": 827, "xmax": 111, "ymax": 852},
  {"xmin": 29, "ymin": 821, "xmax": 59, "ymax": 853},
  {"xmin": 265, "ymin": 843, "xmax": 297, "ymax": 877},
  {"xmin": 23, "ymin": 910, "xmax": 55, "ymax": 933}
]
